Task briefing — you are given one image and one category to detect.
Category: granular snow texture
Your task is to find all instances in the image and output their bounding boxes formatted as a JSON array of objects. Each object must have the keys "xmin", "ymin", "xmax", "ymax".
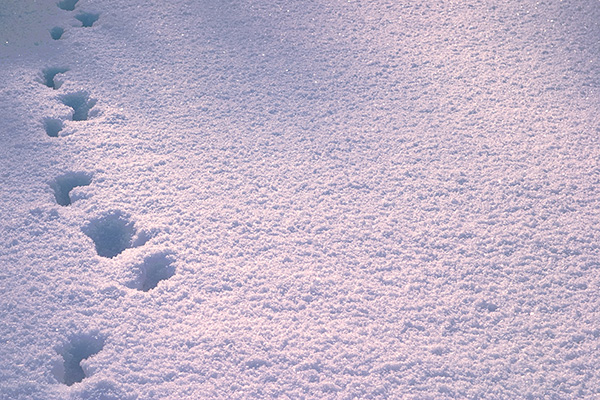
[{"xmin": 1, "ymin": 0, "xmax": 599, "ymax": 399}]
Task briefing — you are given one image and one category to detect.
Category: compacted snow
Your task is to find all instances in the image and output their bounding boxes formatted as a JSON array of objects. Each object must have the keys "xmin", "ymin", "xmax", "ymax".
[{"xmin": 1, "ymin": 0, "xmax": 599, "ymax": 399}]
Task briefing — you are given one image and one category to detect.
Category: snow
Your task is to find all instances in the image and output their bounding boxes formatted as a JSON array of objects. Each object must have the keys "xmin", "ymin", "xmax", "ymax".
[{"xmin": 1, "ymin": 0, "xmax": 599, "ymax": 398}]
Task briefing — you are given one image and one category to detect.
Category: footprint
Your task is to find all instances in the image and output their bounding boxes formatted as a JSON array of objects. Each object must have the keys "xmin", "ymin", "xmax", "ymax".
[
  {"xmin": 82, "ymin": 211, "xmax": 149, "ymax": 258},
  {"xmin": 43, "ymin": 117, "xmax": 63, "ymax": 137},
  {"xmin": 75, "ymin": 12, "xmax": 100, "ymax": 27},
  {"xmin": 50, "ymin": 27, "xmax": 65, "ymax": 40},
  {"xmin": 57, "ymin": 0, "xmax": 79, "ymax": 11},
  {"xmin": 126, "ymin": 253, "xmax": 176, "ymax": 292},
  {"xmin": 50, "ymin": 172, "xmax": 92, "ymax": 206},
  {"xmin": 59, "ymin": 91, "xmax": 96, "ymax": 121},
  {"xmin": 39, "ymin": 67, "xmax": 69, "ymax": 89},
  {"xmin": 53, "ymin": 332, "xmax": 104, "ymax": 386}
]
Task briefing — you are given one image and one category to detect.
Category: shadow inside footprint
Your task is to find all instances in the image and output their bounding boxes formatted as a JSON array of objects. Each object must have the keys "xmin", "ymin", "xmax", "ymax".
[
  {"xmin": 57, "ymin": 0, "xmax": 79, "ymax": 11},
  {"xmin": 50, "ymin": 172, "xmax": 92, "ymax": 206},
  {"xmin": 43, "ymin": 118, "xmax": 63, "ymax": 137},
  {"xmin": 83, "ymin": 211, "xmax": 147, "ymax": 258},
  {"xmin": 54, "ymin": 333, "xmax": 104, "ymax": 386},
  {"xmin": 76, "ymin": 12, "xmax": 100, "ymax": 27},
  {"xmin": 59, "ymin": 91, "xmax": 96, "ymax": 121},
  {"xmin": 50, "ymin": 27, "xmax": 64, "ymax": 40},
  {"xmin": 40, "ymin": 67, "xmax": 69, "ymax": 89},
  {"xmin": 127, "ymin": 253, "xmax": 176, "ymax": 292}
]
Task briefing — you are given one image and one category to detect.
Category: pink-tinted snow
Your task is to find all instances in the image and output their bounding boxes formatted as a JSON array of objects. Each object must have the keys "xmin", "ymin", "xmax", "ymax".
[{"xmin": 1, "ymin": 0, "xmax": 599, "ymax": 399}]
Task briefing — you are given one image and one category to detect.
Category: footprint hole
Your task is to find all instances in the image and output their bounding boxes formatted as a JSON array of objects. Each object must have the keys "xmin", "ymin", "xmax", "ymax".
[
  {"xmin": 59, "ymin": 91, "xmax": 96, "ymax": 121},
  {"xmin": 76, "ymin": 12, "xmax": 100, "ymax": 27},
  {"xmin": 57, "ymin": 0, "xmax": 79, "ymax": 11},
  {"xmin": 50, "ymin": 27, "xmax": 64, "ymax": 40},
  {"xmin": 40, "ymin": 66, "xmax": 69, "ymax": 89},
  {"xmin": 43, "ymin": 117, "xmax": 63, "ymax": 137},
  {"xmin": 54, "ymin": 332, "xmax": 104, "ymax": 386},
  {"xmin": 83, "ymin": 211, "xmax": 139, "ymax": 258},
  {"xmin": 50, "ymin": 172, "xmax": 92, "ymax": 206},
  {"xmin": 127, "ymin": 253, "xmax": 176, "ymax": 292}
]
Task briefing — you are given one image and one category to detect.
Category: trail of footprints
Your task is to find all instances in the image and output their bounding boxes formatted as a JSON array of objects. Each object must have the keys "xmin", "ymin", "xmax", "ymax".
[{"xmin": 39, "ymin": 0, "xmax": 176, "ymax": 387}]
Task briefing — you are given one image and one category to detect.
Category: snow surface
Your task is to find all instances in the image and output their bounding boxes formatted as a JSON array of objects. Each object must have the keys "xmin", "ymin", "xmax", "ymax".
[{"xmin": 1, "ymin": 0, "xmax": 600, "ymax": 399}]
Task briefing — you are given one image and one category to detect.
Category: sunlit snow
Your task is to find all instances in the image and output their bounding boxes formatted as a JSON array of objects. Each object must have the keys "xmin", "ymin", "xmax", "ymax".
[{"xmin": 1, "ymin": 0, "xmax": 599, "ymax": 399}]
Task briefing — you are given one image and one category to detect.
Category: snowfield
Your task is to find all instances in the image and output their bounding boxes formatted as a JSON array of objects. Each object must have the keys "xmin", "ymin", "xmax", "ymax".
[{"xmin": 1, "ymin": 0, "xmax": 599, "ymax": 399}]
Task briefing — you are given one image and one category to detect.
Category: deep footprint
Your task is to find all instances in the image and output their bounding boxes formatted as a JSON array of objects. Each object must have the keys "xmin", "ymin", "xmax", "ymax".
[
  {"xmin": 83, "ymin": 211, "xmax": 148, "ymax": 258},
  {"xmin": 40, "ymin": 67, "xmax": 69, "ymax": 89},
  {"xmin": 50, "ymin": 172, "xmax": 92, "ymax": 206},
  {"xmin": 127, "ymin": 253, "xmax": 176, "ymax": 292},
  {"xmin": 43, "ymin": 117, "xmax": 63, "ymax": 137},
  {"xmin": 59, "ymin": 91, "xmax": 96, "ymax": 121},
  {"xmin": 76, "ymin": 12, "xmax": 100, "ymax": 27},
  {"xmin": 57, "ymin": 0, "xmax": 79, "ymax": 11},
  {"xmin": 50, "ymin": 27, "xmax": 64, "ymax": 40},
  {"xmin": 55, "ymin": 333, "xmax": 104, "ymax": 386}
]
